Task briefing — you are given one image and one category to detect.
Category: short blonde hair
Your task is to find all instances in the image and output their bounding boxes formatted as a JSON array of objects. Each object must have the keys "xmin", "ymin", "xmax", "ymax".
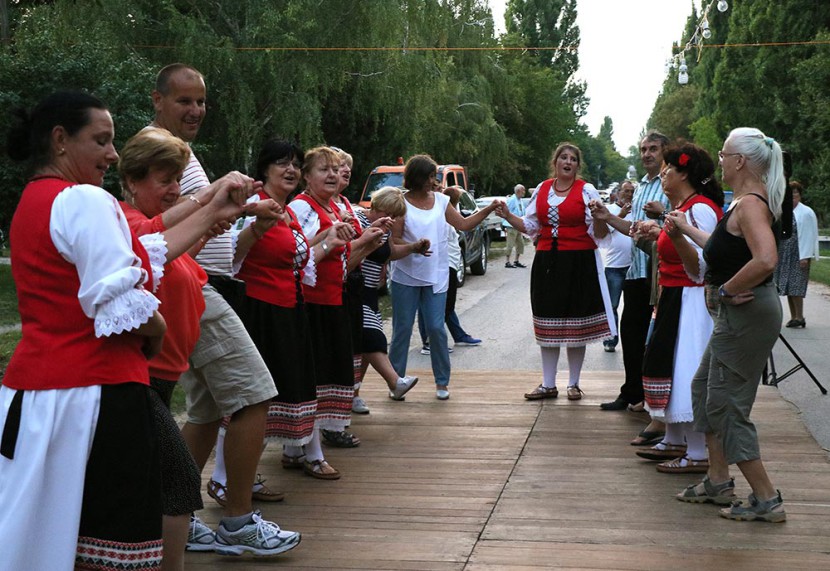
[
  {"xmin": 118, "ymin": 127, "xmax": 189, "ymax": 198},
  {"xmin": 371, "ymin": 186, "xmax": 407, "ymax": 218},
  {"xmin": 302, "ymin": 146, "xmax": 342, "ymax": 179}
]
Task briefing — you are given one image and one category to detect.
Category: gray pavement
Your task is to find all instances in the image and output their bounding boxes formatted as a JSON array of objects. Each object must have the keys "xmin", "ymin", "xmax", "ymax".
[{"xmin": 394, "ymin": 243, "xmax": 830, "ymax": 455}]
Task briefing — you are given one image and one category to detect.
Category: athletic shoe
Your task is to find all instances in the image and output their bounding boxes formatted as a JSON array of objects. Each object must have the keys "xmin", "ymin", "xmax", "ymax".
[
  {"xmin": 214, "ymin": 511, "xmax": 301, "ymax": 556},
  {"xmin": 436, "ymin": 388, "xmax": 450, "ymax": 400},
  {"xmin": 505, "ymin": 262, "xmax": 515, "ymax": 268},
  {"xmin": 352, "ymin": 396, "xmax": 370, "ymax": 414},
  {"xmin": 454, "ymin": 335, "xmax": 481, "ymax": 346},
  {"xmin": 186, "ymin": 515, "xmax": 215, "ymax": 552},
  {"xmin": 390, "ymin": 376, "xmax": 419, "ymax": 400},
  {"xmin": 420, "ymin": 344, "xmax": 452, "ymax": 355},
  {"xmin": 513, "ymin": 262, "xmax": 527, "ymax": 268}
]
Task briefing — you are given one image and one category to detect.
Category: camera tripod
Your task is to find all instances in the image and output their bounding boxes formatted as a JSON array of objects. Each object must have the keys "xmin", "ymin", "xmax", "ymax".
[{"xmin": 763, "ymin": 333, "xmax": 826, "ymax": 394}]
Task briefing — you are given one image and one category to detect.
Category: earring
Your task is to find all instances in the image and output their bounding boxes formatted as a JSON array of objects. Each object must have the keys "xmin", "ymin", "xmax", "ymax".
[{"xmin": 58, "ymin": 148, "xmax": 65, "ymax": 155}]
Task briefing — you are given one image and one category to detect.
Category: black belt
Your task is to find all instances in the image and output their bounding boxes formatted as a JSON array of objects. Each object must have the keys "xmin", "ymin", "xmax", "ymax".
[{"xmin": 1, "ymin": 390, "xmax": 24, "ymax": 459}]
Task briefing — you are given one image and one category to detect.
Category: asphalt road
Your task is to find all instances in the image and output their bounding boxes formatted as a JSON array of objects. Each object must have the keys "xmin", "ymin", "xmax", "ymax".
[{"xmin": 393, "ymin": 243, "xmax": 830, "ymax": 455}]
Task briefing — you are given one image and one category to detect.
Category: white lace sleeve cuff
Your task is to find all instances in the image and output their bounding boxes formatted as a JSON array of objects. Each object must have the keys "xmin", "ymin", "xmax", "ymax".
[
  {"xmin": 302, "ymin": 252, "xmax": 318, "ymax": 287},
  {"xmin": 522, "ymin": 215, "xmax": 540, "ymax": 239},
  {"xmin": 137, "ymin": 233, "xmax": 167, "ymax": 292},
  {"xmin": 684, "ymin": 239, "xmax": 707, "ymax": 284},
  {"xmin": 95, "ymin": 287, "xmax": 160, "ymax": 337}
]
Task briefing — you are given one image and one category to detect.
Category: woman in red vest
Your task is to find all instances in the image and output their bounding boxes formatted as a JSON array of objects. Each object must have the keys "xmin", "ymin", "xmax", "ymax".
[
  {"xmin": 633, "ymin": 144, "xmax": 724, "ymax": 476},
  {"xmin": 1, "ymin": 91, "xmax": 167, "ymax": 571},
  {"xmin": 498, "ymin": 142, "xmax": 615, "ymax": 401},
  {"xmin": 288, "ymin": 146, "xmax": 384, "ymax": 476}
]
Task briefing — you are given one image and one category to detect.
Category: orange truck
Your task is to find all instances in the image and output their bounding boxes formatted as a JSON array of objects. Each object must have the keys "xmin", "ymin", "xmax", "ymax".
[{"xmin": 357, "ymin": 161, "xmax": 471, "ymax": 208}]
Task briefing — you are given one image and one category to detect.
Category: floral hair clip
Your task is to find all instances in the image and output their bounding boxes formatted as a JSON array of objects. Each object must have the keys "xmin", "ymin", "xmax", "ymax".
[
  {"xmin": 700, "ymin": 177, "xmax": 711, "ymax": 185},
  {"xmin": 678, "ymin": 153, "xmax": 690, "ymax": 166}
]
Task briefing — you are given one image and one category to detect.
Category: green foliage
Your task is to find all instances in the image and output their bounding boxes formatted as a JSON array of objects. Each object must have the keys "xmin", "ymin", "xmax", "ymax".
[
  {"xmin": 0, "ymin": 265, "xmax": 18, "ymax": 326},
  {"xmin": 0, "ymin": 0, "xmax": 623, "ymax": 225}
]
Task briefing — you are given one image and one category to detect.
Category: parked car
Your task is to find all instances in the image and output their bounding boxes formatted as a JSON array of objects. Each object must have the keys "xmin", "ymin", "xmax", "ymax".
[
  {"xmin": 455, "ymin": 188, "xmax": 490, "ymax": 286},
  {"xmin": 358, "ymin": 163, "xmax": 471, "ymax": 208},
  {"xmin": 475, "ymin": 196, "xmax": 507, "ymax": 240}
]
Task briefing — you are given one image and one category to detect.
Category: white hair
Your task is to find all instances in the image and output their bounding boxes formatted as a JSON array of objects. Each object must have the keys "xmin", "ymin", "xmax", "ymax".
[
  {"xmin": 513, "ymin": 184, "xmax": 526, "ymax": 193},
  {"xmin": 728, "ymin": 127, "xmax": 785, "ymax": 221}
]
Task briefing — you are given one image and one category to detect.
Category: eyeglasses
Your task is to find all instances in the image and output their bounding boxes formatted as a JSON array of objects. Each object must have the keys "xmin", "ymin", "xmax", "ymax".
[
  {"xmin": 718, "ymin": 151, "xmax": 742, "ymax": 161},
  {"xmin": 273, "ymin": 158, "xmax": 301, "ymax": 169}
]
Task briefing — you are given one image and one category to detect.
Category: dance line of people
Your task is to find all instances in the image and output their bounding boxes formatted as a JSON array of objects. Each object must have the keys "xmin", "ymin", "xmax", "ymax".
[{"xmin": 0, "ymin": 74, "xmax": 795, "ymax": 571}]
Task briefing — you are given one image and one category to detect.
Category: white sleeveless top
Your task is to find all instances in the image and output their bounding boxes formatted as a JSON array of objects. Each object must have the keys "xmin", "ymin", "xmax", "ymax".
[{"xmin": 391, "ymin": 191, "xmax": 450, "ymax": 294}]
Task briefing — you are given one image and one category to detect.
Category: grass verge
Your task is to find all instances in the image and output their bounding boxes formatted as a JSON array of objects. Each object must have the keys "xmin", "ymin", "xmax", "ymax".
[{"xmin": 0, "ymin": 265, "xmax": 19, "ymax": 326}]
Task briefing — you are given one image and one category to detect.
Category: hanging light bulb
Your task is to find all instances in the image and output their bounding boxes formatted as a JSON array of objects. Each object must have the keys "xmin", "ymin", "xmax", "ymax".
[
  {"xmin": 701, "ymin": 18, "xmax": 712, "ymax": 39},
  {"xmin": 678, "ymin": 63, "xmax": 689, "ymax": 85},
  {"xmin": 717, "ymin": 0, "xmax": 729, "ymax": 12}
]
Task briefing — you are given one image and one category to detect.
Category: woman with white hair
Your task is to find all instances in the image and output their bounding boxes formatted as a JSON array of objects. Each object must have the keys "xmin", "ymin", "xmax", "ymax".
[{"xmin": 673, "ymin": 127, "xmax": 787, "ymax": 523}]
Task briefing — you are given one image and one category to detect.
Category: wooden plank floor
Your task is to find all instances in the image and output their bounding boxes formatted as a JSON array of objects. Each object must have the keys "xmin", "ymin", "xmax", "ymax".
[{"xmin": 185, "ymin": 370, "xmax": 830, "ymax": 570}]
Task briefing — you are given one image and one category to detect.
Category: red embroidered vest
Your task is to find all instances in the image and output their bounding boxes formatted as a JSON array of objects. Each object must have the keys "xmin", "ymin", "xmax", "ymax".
[
  {"xmin": 535, "ymin": 179, "xmax": 596, "ymax": 251},
  {"xmin": 293, "ymin": 194, "xmax": 347, "ymax": 305},
  {"xmin": 657, "ymin": 194, "xmax": 722, "ymax": 287},
  {"xmin": 5, "ymin": 178, "xmax": 151, "ymax": 390}
]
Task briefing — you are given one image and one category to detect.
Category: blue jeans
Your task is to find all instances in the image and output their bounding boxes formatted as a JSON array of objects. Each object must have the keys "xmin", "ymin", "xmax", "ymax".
[
  {"xmin": 604, "ymin": 266, "xmax": 628, "ymax": 348},
  {"xmin": 389, "ymin": 281, "xmax": 451, "ymax": 386}
]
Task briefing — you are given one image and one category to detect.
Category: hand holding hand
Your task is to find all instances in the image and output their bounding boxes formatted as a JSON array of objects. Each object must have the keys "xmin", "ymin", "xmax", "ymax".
[
  {"xmin": 331, "ymin": 221, "xmax": 356, "ymax": 242},
  {"xmin": 588, "ymin": 199, "xmax": 610, "ymax": 221},
  {"xmin": 371, "ymin": 216, "xmax": 394, "ymax": 233}
]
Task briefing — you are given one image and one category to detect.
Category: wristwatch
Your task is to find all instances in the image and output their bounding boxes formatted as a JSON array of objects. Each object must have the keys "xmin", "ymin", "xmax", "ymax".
[
  {"xmin": 718, "ymin": 285, "xmax": 734, "ymax": 298},
  {"xmin": 320, "ymin": 240, "xmax": 330, "ymax": 254}
]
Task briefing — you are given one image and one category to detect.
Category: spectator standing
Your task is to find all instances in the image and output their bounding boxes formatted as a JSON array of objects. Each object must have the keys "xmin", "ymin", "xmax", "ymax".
[
  {"xmin": 504, "ymin": 184, "xmax": 527, "ymax": 268},
  {"xmin": 774, "ymin": 181, "xmax": 819, "ymax": 328}
]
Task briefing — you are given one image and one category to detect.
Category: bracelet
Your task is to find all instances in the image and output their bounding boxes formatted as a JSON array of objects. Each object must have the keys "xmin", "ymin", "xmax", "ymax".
[
  {"xmin": 188, "ymin": 194, "xmax": 203, "ymax": 207},
  {"xmin": 320, "ymin": 240, "xmax": 330, "ymax": 254},
  {"xmin": 718, "ymin": 285, "xmax": 734, "ymax": 298}
]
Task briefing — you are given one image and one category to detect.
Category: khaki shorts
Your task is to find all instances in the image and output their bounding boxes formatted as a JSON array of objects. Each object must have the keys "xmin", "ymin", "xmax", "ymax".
[
  {"xmin": 506, "ymin": 227, "xmax": 524, "ymax": 256},
  {"xmin": 179, "ymin": 285, "xmax": 276, "ymax": 424}
]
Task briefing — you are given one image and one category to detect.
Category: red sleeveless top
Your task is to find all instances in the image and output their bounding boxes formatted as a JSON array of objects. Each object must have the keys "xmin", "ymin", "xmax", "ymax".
[
  {"xmin": 5, "ymin": 177, "xmax": 152, "ymax": 390},
  {"xmin": 293, "ymin": 194, "xmax": 348, "ymax": 305},
  {"xmin": 535, "ymin": 179, "xmax": 596, "ymax": 252},
  {"xmin": 657, "ymin": 194, "xmax": 722, "ymax": 287}
]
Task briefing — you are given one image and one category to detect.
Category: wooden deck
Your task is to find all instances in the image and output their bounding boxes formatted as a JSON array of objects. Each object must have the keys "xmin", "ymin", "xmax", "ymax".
[{"xmin": 186, "ymin": 370, "xmax": 830, "ymax": 570}]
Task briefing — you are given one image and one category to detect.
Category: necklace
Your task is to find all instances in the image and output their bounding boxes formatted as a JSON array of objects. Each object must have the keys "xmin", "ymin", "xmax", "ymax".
[
  {"xmin": 674, "ymin": 192, "xmax": 696, "ymax": 210},
  {"xmin": 553, "ymin": 179, "xmax": 574, "ymax": 193}
]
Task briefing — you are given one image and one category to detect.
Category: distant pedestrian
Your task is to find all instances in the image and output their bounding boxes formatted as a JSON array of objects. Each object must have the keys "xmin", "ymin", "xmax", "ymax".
[
  {"xmin": 504, "ymin": 184, "xmax": 527, "ymax": 268},
  {"xmin": 774, "ymin": 181, "xmax": 819, "ymax": 328}
]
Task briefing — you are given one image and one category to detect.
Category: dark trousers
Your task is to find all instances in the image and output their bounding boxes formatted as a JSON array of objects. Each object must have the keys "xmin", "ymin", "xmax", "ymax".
[{"xmin": 618, "ymin": 278, "xmax": 653, "ymax": 404}]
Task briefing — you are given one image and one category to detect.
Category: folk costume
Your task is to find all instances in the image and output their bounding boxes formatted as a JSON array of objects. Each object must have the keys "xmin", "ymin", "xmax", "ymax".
[
  {"xmin": 1, "ymin": 177, "xmax": 163, "ymax": 571},
  {"xmin": 523, "ymin": 178, "xmax": 615, "ymax": 346},
  {"xmin": 291, "ymin": 194, "xmax": 354, "ymax": 430},
  {"xmin": 235, "ymin": 192, "xmax": 318, "ymax": 444}
]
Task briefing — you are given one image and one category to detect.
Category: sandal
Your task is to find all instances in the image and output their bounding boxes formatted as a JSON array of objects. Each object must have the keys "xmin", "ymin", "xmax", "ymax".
[
  {"xmin": 281, "ymin": 454, "xmax": 306, "ymax": 470},
  {"xmin": 207, "ymin": 479, "xmax": 228, "ymax": 507},
  {"xmin": 566, "ymin": 385, "xmax": 584, "ymax": 401},
  {"xmin": 630, "ymin": 429, "xmax": 665, "ymax": 446},
  {"xmin": 635, "ymin": 443, "xmax": 687, "ymax": 461},
  {"xmin": 321, "ymin": 429, "xmax": 360, "ymax": 448},
  {"xmin": 251, "ymin": 475, "xmax": 285, "ymax": 502},
  {"xmin": 524, "ymin": 385, "xmax": 558, "ymax": 400},
  {"xmin": 208, "ymin": 477, "xmax": 285, "ymax": 505},
  {"xmin": 303, "ymin": 459, "xmax": 341, "ymax": 480},
  {"xmin": 677, "ymin": 476, "xmax": 736, "ymax": 505},
  {"xmin": 656, "ymin": 455, "xmax": 709, "ymax": 474}
]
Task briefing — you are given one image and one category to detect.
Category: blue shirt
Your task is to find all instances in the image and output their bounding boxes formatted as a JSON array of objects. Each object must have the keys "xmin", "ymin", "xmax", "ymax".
[
  {"xmin": 627, "ymin": 174, "xmax": 670, "ymax": 280},
  {"xmin": 503, "ymin": 194, "xmax": 525, "ymax": 228}
]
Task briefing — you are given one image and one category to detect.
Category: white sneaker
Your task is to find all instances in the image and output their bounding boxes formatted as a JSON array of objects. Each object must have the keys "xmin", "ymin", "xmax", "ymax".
[
  {"xmin": 352, "ymin": 396, "xmax": 370, "ymax": 414},
  {"xmin": 389, "ymin": 376, "xmax": 419, "ymax": 400},
  {"xmin": 186, "ymin": 515, "xmax": 215, "ymax": 552},
  {"xmin": 214, "ymin": 511, "xmax": 301, "ymax": 557},
  {"xmin": 436, "ymin": 388, "xmax": 450, "ymax": 400},
  {"xmin": 420, "ymin": 345, "xmax": 431, "ymax": 355}
]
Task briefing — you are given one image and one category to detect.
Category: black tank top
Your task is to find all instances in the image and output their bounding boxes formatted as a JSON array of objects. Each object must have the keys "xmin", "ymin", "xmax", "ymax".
[{"xmin": 703, "ymin": 193, "xmax": 778, "ymax": 286}]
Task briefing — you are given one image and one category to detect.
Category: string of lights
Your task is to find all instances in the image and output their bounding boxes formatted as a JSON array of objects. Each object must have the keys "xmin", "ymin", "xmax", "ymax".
[{"xmin": 665, "ymin": 0, "xmax": 731, "ymax": 85}]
